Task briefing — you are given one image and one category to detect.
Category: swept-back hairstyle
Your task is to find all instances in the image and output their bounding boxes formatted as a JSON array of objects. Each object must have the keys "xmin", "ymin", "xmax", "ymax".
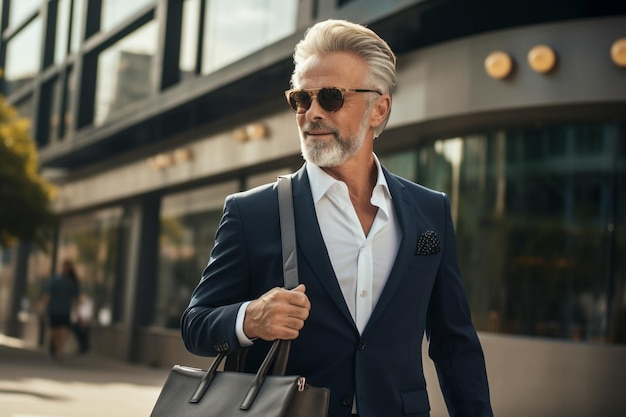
[{"xmin": 291, "ymin": 19, "xmax": 397, "ymax": 136}]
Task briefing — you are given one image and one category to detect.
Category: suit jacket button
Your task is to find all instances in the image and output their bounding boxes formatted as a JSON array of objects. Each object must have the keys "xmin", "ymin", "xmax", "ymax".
[
  {"xmin": 342, "ymin": 395, "xmax": 353, "ymax": 407},
  {"xmin": 358, "ymin": 340, "xmax": 366, "ymax": 350}
]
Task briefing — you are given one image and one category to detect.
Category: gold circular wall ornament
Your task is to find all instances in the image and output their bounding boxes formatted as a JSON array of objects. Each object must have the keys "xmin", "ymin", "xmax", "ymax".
[
  {"xmin": 527, "ymin": 45, "xmax": 557, "ymax": 73},
  {"xmin": 484, "ymin": 51, "xmax": 513, "ymax": 79},
  {"xmin": 611, "ymin": 38, "xmax": 626, "ymax": 67}
]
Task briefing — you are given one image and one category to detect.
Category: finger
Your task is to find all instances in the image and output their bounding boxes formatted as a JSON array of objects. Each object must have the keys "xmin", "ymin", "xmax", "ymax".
[
  {"xmin": 292, "ymin": 284, "xmax": 306, "ymax": 293},
  {"xmin": 287, "ymin": 285, "xmax": 311, "ymax": 309},
  {"xmin": 254, "ymin": 314, "xmax": 304, "ymax": 341},
  {"xmin": 270, "ymin": 316, "xmax": 306, "ymax": 340},
  {"xmin": 283, "ymin": 303, "xmax": 310, "ymax": 321}
]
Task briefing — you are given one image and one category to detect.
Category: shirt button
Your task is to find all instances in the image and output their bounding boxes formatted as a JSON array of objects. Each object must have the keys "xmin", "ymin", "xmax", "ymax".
[{"xmin": 359, "ymin": 290, "xmax": 368, "ymax": 297}]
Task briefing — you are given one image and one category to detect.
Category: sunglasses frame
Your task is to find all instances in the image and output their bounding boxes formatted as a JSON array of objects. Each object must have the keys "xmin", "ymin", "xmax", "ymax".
[{"xmin": 285, "ymin": 87, "xmax": 382, "ymax": 114}]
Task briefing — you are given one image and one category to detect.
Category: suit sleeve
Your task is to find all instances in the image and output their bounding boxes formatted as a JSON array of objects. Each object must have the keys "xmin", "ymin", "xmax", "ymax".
[
  {"xmin": 181, "ymin": 194, "xmax": 251, "ymax": 356},
  {"xmin": 426, "ymin": 193, "xmax": 494, "ymax": 417}
]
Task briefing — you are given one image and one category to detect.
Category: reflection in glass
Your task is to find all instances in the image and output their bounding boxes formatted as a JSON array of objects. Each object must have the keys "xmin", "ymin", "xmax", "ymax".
[
  {"xmin": 8, "ymin": 0, "xmax": 42, "ymax": 28},
  {"xmin": 377, "ymin": 152, "xmax": 417, "ymax": 184},
  {"xmin": 4, "ymin": 16, "xmax": 42, "ymax": 95},
  {"xmin": 47, "ymin": 77, "xmax": 63, "ymax": 143},
  {"xmin": 101, "ymin": 0, "xmax": 153, "ymax": 31},
  {"xmin": 94, "ymin": 20, "xmax": 157, "ymax": 125},
  {"xmin": 156, "ymin": 182, "xmax": 238, "ymax": 328},
  {"xmin": 62, "ymin": 67, "xmax": 76, "ymax": 137},
  {"xmin": 69, "ymin": 0, "xmax": 85, "ymax": 53},
  {"xmin": 54, "ymin": 0, "xmax": 71, "ymax": 64},
  {"xmin": 381, "ymin": 123, "xmax": 626, "ymax": 344},
  {"xmin": 180, "ymin": 0, "xmax": 201, "ymax": 79},
  {"xmin": 56, "ymin": 207, "xmax": 126, "ymax": 327},
  {"xmin": 610, "ymin": 123, "xmax": 626, "ymax": 344},
  {"xmin": 201, "ymin": 0, "xmax": 298, "ymax": 74}
]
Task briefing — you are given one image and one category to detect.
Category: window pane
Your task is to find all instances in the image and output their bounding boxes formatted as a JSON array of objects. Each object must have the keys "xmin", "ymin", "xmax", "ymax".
[
  {"xmin": 54, "ymin": 0, "xmax": 72, "ymax": 64},
  {"xmin": 156, "ymin": 181, "xmax": 238, "ymax": 328},
  {"xmin": 4, "ymin": 16, "xmax": 42, "ymax": 95},
  {"xmin": 56, "ymin": 207, "xmax": 126, "ymax": 327},
  {"xmin": 610, "ymin": 123, "xmax": 626, "ymax": 344},
  {"xmin": 8, "ymin": 0, "xmax": 42, "ymax": 28},
  {"xmin": 386, "ymin": 123, "xmax": 625, "ymax": 344},
  {"xmin": 69, "ymin": 0, "xmax": 85, "ymax": 53},
  {"xmin": 100, "ymin": 0, "xmax": 153, "ymax": 31},
  {"xmin": 379, "ymin": 152, "xmax": 418, "ymax": 183},
  {"xmin": 179, "ymin": 0, "xmax": 200, "ymax": 79},
  {"xmin": 201, "ymin": 0, "xmax": 298, "ymax": 74},
  {"xmin": 48, "ymin": 78, "xmax": 63, "ymax": 142},
  {"xmin": 62, "ymin": 66, "xmax": 77, "ymax": 137},
  {"xmin": 94, "ymin": 20, "xmax": 158, "ymax": 126}
]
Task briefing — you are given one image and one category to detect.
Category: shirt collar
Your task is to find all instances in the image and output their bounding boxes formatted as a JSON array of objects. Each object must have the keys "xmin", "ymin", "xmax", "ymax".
[{"xmin": 306, "ymin": 154, "xmax": 392, "ymax": 204}]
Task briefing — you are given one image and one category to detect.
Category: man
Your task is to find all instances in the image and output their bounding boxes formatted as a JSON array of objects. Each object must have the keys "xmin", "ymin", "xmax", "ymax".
[{"xmin": 182, "ymin": 19, "xmax": 493, "ymax": 417}]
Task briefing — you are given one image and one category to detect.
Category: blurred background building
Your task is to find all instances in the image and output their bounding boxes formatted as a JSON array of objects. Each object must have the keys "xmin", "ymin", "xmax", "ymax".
[{"xmin": 0, "ymin": 1, "xmax": 625, "ymax": 416}]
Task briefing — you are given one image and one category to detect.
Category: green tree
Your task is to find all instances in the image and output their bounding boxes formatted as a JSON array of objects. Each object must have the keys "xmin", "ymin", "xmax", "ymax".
[{"xmin": 0, "ymin": 95, "xmax": 57, "ymax": 249}]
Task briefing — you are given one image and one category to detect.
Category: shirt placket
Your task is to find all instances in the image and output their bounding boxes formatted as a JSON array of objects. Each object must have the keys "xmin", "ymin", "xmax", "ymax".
[{"xmin": 355, "ymin": 242, "xmax": 373, "ymax": 334}]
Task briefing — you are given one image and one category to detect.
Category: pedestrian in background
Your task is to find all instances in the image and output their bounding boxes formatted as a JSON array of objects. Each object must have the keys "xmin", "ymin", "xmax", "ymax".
[
  {"xmin": 182, "ymin": 19, "xmax": 493, "ymax": 417},
  {"xmin": 40, "ymin": 259, "xmax": 80, "ymax": 360}
]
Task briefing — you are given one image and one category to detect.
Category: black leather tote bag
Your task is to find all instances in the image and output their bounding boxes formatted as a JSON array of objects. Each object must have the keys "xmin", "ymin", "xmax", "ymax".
[{"xmin": 149, "ymin": 339, "xmax": 329, "ymax": 417}]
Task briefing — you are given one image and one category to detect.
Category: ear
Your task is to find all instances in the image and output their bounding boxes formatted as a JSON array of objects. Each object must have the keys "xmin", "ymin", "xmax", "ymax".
[{"xmin": 369, "ymin": 94, "xmax": 391, "ymax": 130}]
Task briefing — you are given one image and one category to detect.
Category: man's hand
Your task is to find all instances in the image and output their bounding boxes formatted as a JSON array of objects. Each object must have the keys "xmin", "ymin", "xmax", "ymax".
[{"xmin": 243, "ymin": 284, "xmax": 310, "ymax": 341}]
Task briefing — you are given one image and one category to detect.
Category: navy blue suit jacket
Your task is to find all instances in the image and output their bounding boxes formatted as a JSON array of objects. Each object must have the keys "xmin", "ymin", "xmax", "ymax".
[{"xmin": 181, "ymin": 164, "xmax": 493, "ymax": 417}]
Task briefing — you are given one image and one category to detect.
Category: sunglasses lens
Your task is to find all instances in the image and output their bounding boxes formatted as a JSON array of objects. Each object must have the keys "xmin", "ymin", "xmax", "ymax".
[
  {"xmin": 287, "ymin": 88, "xmax": 346, "ymax": 113},
  {"xmin": 318, "ymin": 88, "xmax": 344, "ymax": 112},
  {"xmin": 289, "ymin": 91, "xmax": 312, "ymax": 113}
]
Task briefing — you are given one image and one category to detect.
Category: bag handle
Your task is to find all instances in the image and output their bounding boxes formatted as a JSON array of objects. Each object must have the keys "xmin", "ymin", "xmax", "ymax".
[
  {"xmin": 189, "ymin": 339, "xmax": 290, "ymax": 405},
  {"xmin": 189, "ymin": 175, "xmax": 299, "ymax": 407},
  {"xmin": 240, "ymin": 339, "xmax": 289, "ymax": 410},
  {"xmin": 189, "ymin": 350, "xmax": 228, "ymax": 403}
]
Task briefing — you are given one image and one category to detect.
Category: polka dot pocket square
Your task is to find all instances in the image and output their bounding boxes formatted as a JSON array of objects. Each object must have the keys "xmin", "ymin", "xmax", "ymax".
[{"xmin": 416, "ymin": 230, "xmax": 441, "ymax": 255}]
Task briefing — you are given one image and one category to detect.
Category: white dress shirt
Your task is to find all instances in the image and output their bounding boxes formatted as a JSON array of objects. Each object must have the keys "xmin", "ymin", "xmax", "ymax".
[
  {"xmin": 307, "ymin": 156, "xmax": 401, "ymax": 333},
  {"xmin": 236, "ymin": 155, "xmax": 401, "ymax": 344}
]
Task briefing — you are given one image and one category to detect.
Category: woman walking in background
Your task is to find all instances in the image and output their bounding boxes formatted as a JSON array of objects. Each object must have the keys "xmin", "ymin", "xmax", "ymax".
[{"xmin": 40, "ymin": 260, "xmax": 80, "ymax": 360}]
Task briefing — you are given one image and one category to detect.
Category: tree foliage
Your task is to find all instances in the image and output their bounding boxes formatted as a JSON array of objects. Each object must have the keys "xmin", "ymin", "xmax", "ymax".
[{"xmin": 0, "ymin": 95, "xmax": 57, "ymax": 249}]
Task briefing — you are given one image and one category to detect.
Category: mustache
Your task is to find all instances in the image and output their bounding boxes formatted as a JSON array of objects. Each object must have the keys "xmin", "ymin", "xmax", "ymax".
[{"xmin": 302, "ymin": 122, "xmax": 338, "ymax": 135}]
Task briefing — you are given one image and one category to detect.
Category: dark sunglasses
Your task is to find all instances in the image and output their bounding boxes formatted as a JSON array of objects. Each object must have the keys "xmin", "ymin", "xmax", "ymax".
[{"xmin": 285, "ymin": 87, "xmax": 382, "ymax": 114}]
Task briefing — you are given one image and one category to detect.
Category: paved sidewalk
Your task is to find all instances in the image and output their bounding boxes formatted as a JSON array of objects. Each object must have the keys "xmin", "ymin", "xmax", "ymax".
[{"xmin": 0, "ymin": 334, "xmax": 168, "ymax": 417}]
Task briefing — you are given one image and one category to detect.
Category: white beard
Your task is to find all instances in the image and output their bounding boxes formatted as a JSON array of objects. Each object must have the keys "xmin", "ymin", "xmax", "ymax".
[{"xmin": 300, "ymin": 111, "xmax": 370, "ymax": 167}]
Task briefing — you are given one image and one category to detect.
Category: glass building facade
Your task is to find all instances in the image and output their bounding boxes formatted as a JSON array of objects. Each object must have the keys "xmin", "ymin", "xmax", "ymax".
[{"xmin": 382, "ymin": 123, "xmax": 626, "ymax": 344}]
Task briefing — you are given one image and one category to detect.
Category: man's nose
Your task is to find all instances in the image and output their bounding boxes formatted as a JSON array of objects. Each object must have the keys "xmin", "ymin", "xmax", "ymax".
[{"xmin": 304, "ymin": 96, "xmax": 326, "ymax": 120}]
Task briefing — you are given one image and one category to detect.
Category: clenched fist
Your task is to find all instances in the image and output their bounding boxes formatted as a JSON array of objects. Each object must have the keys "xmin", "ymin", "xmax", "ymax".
[{"xmin": 243, "ymin": 284, "xmax": 311, "ymax": 341}]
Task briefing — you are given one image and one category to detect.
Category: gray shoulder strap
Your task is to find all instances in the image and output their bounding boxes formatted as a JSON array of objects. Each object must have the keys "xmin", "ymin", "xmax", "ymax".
[{"xmin": 277, "ymin": 175, "xmax": 298, "ymax": 290}]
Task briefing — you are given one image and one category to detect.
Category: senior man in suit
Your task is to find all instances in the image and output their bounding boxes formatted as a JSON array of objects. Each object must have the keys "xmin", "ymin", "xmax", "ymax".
[{"xmin": 181, "ymin": 19, "xmax": 493, "ymax": 417}]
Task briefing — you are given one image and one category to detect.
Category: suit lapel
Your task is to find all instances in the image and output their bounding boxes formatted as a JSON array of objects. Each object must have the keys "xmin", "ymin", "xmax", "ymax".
[
  {"xmin": 291, "ymin": 166, "xmax": 355, "ymax": 327},
  {"xmin": 363, "ymin": 169, "xmax": 418, "ymax": 335}
]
